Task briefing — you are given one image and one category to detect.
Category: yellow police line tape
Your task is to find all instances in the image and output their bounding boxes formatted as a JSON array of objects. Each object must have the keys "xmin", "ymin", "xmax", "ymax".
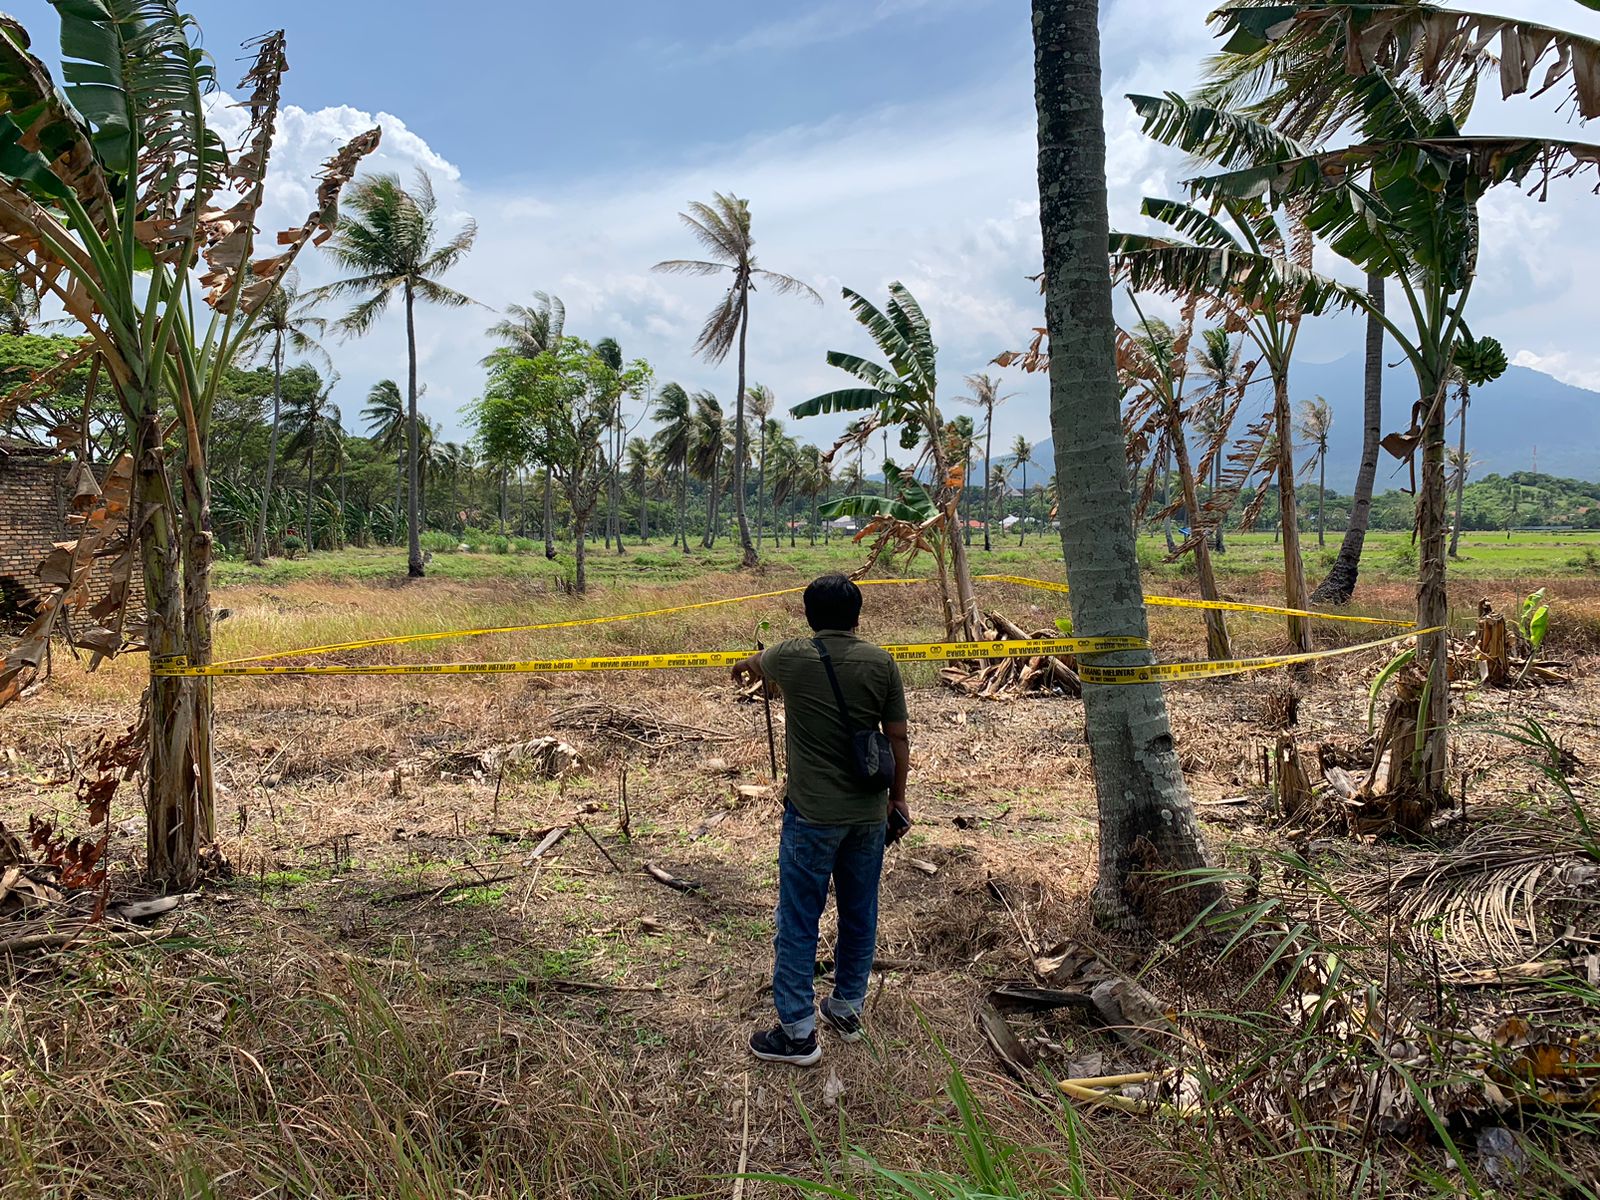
[
  {"xmin": 208, "ymin": 572, "xmax": 1412, "ymax": 671},
  {"xmin": 976, "ymin": 574, "xmax": 1415, "ymax": 628},
  {"xmin": 153, "ymin": 635, "xmax": 1151, "ymax": 678},
  {"xmin": 1077, "ymin": 627, "xmax": 1442, "ymax": 685}
]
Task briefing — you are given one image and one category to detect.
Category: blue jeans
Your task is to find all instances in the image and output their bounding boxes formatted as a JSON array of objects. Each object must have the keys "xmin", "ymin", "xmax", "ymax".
[{"xmin": 773, "ymin": 806, "xmax": 886, "ymax": 1039}]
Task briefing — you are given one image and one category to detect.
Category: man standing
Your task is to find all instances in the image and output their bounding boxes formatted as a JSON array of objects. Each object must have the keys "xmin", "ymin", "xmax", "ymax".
[{"xmin": 731, "ymin": 574, "xmax": 912, "ymax": 1066}]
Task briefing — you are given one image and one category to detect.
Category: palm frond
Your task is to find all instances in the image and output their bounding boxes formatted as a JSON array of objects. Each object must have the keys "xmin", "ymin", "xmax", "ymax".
[
  {"xmin": 753, "ymin": 268, "xmax": 822, "ymax": 303},
  {"xmin": 652, "ymin": 259, "xmax": 727, "ymax": 278}
]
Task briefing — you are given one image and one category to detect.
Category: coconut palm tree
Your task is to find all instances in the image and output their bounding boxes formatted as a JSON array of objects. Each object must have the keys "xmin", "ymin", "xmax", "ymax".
[
  {"xmin": 960, "ymin": 373, "xmax": 1013, "ymax": 552},
  {"xmin": 626, "ymin": 437, "xmax": 653, "ymax": 543},
  {"xmin": 363, "ymin": 380, "xmax": 408, "ymax": 541},
  {"xmin": 593, "ymin": 337, "xmax": 629, "ymax": 555},
  {"xmin": 283, "ymin": 375, "xmax": 340, "ymax": 554},
  {"xmin": 1122, "ymin": 316, "xmax": 1233, "ymax": 659},
  {"xmin": 1297, "ymin": 396, "xmax": 1333, "ymax": 548},
  {"xmin": 747, "ymin": 383, "xmax": 776, "ymax": 549},
  {"xmin": 237, "ymin": 271, "xmax": 329, "ymax": 564},
  {"xmin": 1010, "ymin": 434, "xmax": 1035, "ymax": 546},
  {"xmin": 1031, "ymin": 0, "xmax": 1217, "ymax": 929},
  {"xmin": 689, "ymin": 392, "xmax": 729, "ymax": 548},
  {"xmin": 1190, "ymin": 328, "xmax": 1246, "ymax": 554},
  {"xmin": 312, "ymin": 171, "xmax": 479, "ymax": 577},
  {"xmin": 654, "ymin": 193, "xmax": 821, "ymax": 568},
  {"xmin": 484, "ymin": 292, "xmax": 565, "ymax": 557},
  {"xmin": 651, "ymin": 383, "xmax": 694, "ymax": 553}
]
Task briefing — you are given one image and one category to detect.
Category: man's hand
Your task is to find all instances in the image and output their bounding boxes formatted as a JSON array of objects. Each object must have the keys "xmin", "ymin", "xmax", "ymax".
[{"xmin": 731, "ymin": 652, "xmax": 764, "ymax": 689}]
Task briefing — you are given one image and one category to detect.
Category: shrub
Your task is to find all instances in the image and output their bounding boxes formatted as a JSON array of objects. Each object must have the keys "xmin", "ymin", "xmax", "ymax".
[
  {"xmin": 490, "ymin": 536, "xmax": 511, "ymax": 555},
  {"xmin": 419, "ymin": 531, "xmax": 456, "ymax": 553},
  {"xmin": 281, "ymin": 534, "xmax": 304, "ymax": 560},
  {"xmin": 1389, "ymin": 542, "xmax": 1419, "ymax": 571}
]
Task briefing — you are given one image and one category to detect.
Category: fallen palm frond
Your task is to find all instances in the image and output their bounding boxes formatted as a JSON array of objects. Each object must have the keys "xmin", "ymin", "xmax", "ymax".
[{"xmin": 1326, "ymin": 824, "xmax": 1598, "ymax": 973}]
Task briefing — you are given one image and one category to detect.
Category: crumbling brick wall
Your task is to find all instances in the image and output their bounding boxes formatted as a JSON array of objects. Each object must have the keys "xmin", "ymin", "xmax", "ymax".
[{"xmin": 0, "ymin": 443, "xmax": 138, "ymax": 618}]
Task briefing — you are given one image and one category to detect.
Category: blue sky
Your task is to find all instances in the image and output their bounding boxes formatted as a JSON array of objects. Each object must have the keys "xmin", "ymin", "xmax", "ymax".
[{"xmin": 7, "ymin": 1, "xmax": 1600, "ymax": 475}]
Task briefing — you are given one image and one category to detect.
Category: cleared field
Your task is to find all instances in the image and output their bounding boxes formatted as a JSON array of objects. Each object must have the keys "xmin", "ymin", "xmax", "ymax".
[{"xmin": 3, "ymin": 552, "xmax": 1598, "ymax": 1197}]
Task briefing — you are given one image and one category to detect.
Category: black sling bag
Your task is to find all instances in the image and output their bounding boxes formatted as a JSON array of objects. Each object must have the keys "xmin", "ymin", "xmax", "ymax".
[{"xmin": 812, "ymin": 638, "xmax": 897, "ymax": 791}]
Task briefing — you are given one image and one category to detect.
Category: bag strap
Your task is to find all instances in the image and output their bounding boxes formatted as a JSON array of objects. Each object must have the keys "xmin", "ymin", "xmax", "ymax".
[{"xmin": 812, "ymin": 637, "xmax": 860, "ymax": 743}]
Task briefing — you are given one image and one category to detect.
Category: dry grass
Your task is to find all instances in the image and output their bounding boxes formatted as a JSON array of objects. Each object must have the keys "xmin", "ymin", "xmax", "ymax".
[{"xmin": 3, "ymin": 563, "xmax": 1598, "ymax": 1198}]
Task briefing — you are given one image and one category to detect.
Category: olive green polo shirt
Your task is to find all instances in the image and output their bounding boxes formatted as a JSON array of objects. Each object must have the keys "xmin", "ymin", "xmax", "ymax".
[{"xmin": 761, "ymin": 629, "xmax": 908, "ymax": 826}]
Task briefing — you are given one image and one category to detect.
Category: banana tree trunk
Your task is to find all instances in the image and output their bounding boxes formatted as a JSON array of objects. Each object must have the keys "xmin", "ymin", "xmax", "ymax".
[
  {"xmin": 1033, "ymin": 0, "xmax": 1217, "ymax": 931},
  {"xmin": 1272, "ymin": 370, "xmax": 1312, "ymax": 652},
  {"xmin": 1314, "ymin": 271, "xmax": 1384, "ymax": 603},
  {"xmin": 1418, "ymin": 374, "xmax": 1450, "ymax": 802},
  {"xmin": 1170, "ymin": 418, "xmax": 1230, "ymax": 660},
  {"xmin": 928, "ymin": 426, "xmax": 979, "ymax": 641},
  {"xmin": 404, "ymin": 281, "xmax": 424, "ymax": 577},
  {"xmin": 252, "ymin": 336, "xmax": 283, "ymax": 564},
  {"xmin": 140, "ymin": 409, "xmax": 214, "ymax": 888}
]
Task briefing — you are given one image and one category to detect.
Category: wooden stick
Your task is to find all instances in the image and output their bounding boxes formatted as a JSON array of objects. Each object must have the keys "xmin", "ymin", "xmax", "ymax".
[{"xmin": 576, "ymin": 821, "xmax": 625, "ymax": 874}]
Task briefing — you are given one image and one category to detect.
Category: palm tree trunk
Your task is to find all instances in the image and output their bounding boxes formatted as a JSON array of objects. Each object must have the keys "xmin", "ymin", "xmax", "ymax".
[
  {"xmin": 499, "ymin": 469, "xmax": 508, "ymax": 536},
  {"xmin": 1314, "ymin": 271, "xmax": 1384, "ymax": 603},
  {"xmin": 1317, "ymin": 446, "xmax": 1326, "ymax": 549},
  {"xmin": 1171, "ymin": 418, "xmax": 1230, "ymax": 659},
  {"xmin": 1033, "ymin": 0, "xmax": 1216, "ymax": 931},
  {"xmin": 574, "ymin": 508, "xmax": 589, "ymax": 594},
  {"xmin": 1161, "ymin": 447, "xmax": 1175, "ymax": 554},
  {"xmin": 703, "ymin": 460, "xmax": 719, "ymax": 549},
  {"xmin": 809, "ymin": 491, "xmax": 817, "ymax": 546},
  {"xmin": 733, "ymin": 289, "xmax": 758, "ymax": 567},
  {"xmin": 983, "ymin": 414, "xmax": 993, "ymax": 552},
  {"xmin": 756, "ymin": 430, "xmax": 767, "ymax": 552},
  {"xmin": 1449, "ymin": 390, "xmax": 1468, "ymax": 558},
  {"xmin": 337, "ymin": 458, "xmax": 347, "ymax": 550},
  {"xmin": 305, "ymin": 412, "xmax": 316, "ymax": 558},
  {"xmin": 543, "ymin": 463, "xmax": 556, "ymax": 559},
  {"xmin": 1018, "ymin": 460, "xmax": 1028, "ymax": 546},
  {"xmin": 1212, "ymin": 451, "xmax": 1225, "ymax": 554},
  {"xmin": 253, "ymin": 336, "xmax": 283, "ymax": 564},
  {"xmin": 678, "ymin": 468, "xmax": 688, "ymax": 553},
  {"xmin": 1272, "ymin": 370, "xmax": 1312, "ymax": 652},
  {"xmin": 404, "ymin": 281, "xmax": 424, "ymax": 577}
]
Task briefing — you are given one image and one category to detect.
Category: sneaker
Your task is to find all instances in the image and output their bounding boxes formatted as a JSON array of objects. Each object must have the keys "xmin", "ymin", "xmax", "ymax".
[
  {"xmin": 820, "ymin": 1007, "xmax": 864, "ymax": 1043},
  {"xmin": 749, "ymin": 1025, "xmax": 821, "ymax": 1066}
]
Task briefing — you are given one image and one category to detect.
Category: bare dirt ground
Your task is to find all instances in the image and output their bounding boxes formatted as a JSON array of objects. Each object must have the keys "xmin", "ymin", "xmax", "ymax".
[{"xmin": 3, "ymin": 568, "xmax": 1599, "ymax": 1197}]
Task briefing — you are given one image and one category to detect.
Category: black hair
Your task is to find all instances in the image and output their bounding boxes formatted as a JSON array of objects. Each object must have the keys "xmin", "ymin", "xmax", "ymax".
[{"xmin": 803, "ymin": 574, "xmax": 863, "ymax": 631}]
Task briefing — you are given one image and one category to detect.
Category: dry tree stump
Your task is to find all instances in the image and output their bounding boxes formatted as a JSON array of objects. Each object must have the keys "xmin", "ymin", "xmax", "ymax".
[
  {"xmin": 1272, "ymin": 735, "xmax": 1314, "ymax": 821},
  {"xmin": 1477, "ymin": 599, "xmax": 1510, "ymax": 686}
]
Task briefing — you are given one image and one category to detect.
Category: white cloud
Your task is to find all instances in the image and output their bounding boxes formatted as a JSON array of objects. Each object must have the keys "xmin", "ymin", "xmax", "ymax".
[{"xmin": 1513, "ymin": 349, "xmax": 1600, "ymax": 393}]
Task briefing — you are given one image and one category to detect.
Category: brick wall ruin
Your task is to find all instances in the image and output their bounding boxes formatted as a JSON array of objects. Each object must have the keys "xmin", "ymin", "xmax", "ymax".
[{"xmin": 0, "ymin": 441, "xmax": 138, "ymax": 618}]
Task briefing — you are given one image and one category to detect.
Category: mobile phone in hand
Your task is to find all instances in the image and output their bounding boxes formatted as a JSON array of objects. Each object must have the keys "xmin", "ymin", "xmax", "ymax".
[{"xmin": 886, "ymin": 808, "xmax": 911, "ymax": 846}]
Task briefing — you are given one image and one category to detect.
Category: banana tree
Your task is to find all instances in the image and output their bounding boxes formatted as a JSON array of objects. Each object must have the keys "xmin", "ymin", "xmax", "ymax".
[
  {"xmin": 791, "ymin": 283, "xmax": 979, "ymax": 639},
  {"xmin": 1110, "ymin": 146, "xmax": 1368, "ymax": 652},
  {"xmin": 1180, "ymin": 52, "xmax": 1600, "ymax": 811},
  {"xmin": 0, "ymin": 6, "xmax": 378, "ymax": 885}
]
